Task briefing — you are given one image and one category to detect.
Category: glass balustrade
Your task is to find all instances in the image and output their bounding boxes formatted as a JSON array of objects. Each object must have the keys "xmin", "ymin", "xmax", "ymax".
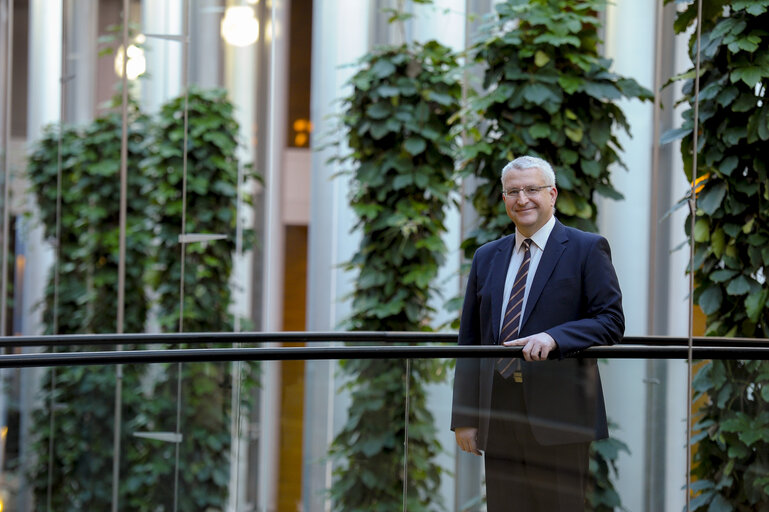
[{"xmin": 0, "ymin": 341, "xmax": 764, "ymax": 511}]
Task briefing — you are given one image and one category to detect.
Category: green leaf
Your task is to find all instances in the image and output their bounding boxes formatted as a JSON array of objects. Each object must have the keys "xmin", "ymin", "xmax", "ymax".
[
  {"xmin": 557, "ymin": 75, "xmax": 584, "ymax": 94},
  {"xmin": 725, "ymin": 275, "xmax": 751, "ymax": 296},
  {"xmin": 366, "ymin": 102, "xmax": 391, "ymax": 120},
  {"xmin": 529, "ymin": 123, "xmax": 551, "ymax": 139},
  {"xmin": 707, "ymin": 493, "xmax": 733, "ymax": 512},
  {"xmin": 581, "ymin": 160, "xmax": 601, "ymax": 178},
  {"xmin": 710, "ymin": 269, "xmax": 737, "ymax": 283},
  {"xmin": 521, "ymin": 83, "xmax": 558, "ymax": 105},
  {"xmin": 699, "ymin": 182, "xmax": 727, "ymax": 215},
  {"xmin": 698, "ymin": 286, "xmax": 722, "ymax": 315},
  {"xmin": 745, "ymin": 289, "xmax": 768, "ymax": 323},
  {"xmin": 580, "ymin": 80, "xmax": 622, "ymax": 100},
  {"xmin": 660, "ymin": 127, "xmax": 690, "ymax": 145},
  {"xmin": 556, "ymin": 192, "xmax": 577, "ymax": 216},
  {"xmin": 730, "ymin": 66, "xmax": 764, "ymax": 88},
  {"xmin": 534, "ymin": 50, "xmax": 550, "ymax": 67},
  {"xmin": 370, "ymin": 58, "xmax": 396, "ymax": 78},
  {"xmin": 392, "ymin": 174, "xmax": 413, "ymax": 190},
  {"xmin": 403, "ymin": 137, "xmax": 427, "ymax": 156},
  {"xmin": 711, "ymin": 228, "xmax": 726, "ymax": 258},
  {"xmin": 564, "ymin": 126, "xmax": 583, "ymax": 143},
  {"xmin": 694, "ymin": 218, "xmax": 710, "ymax": 242}
]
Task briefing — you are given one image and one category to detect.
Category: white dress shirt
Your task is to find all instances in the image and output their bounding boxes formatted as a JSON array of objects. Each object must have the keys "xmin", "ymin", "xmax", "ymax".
[{"xmin": 498, "ymin": 215, "xmax": 557, "ymax": 338}]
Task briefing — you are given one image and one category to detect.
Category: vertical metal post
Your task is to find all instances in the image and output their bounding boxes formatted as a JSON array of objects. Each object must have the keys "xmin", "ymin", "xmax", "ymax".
[
  {"xmin": 111, "ymin": 1, "xmax": 130, "ymax": 510},
  {"xmin": 402, "ymin": 359, "xmax": 411, "ymax": 512},
  {"xmin": 47, "ymin": 1, "xmax": 68, "ymax": 508},
  {"xmin": 0, "ymin": 0, "xmax": 14, "ymax": 337},
  {"xmin": 686, "ymin": 1, "xmax": 703, "ymax": 510},
  {"xmin": 174, "ymin": 2, "xmax": 191, "ymax": 511}
]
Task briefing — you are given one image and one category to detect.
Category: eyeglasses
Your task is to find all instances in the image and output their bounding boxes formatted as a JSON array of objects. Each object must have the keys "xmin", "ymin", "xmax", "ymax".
[{"xmin": 503, "ymin": 185, "xmax": 551, "ymax": 198}]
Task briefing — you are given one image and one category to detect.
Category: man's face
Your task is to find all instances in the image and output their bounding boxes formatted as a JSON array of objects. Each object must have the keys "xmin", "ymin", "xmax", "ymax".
[{"xmin": 501, "ymin": 167, "xmax": 557, "ymax": 237}]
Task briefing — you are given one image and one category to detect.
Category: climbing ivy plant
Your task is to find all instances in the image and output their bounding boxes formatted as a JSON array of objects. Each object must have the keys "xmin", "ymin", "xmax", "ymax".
[
  {"xmin": 329, "ymin": 38, "xmax": 462, "ymax": 510},
  {"xmin": 457, "ymin": 1, "xmax": 650, "ymax": 509},
  {"xmin": 140, "ymin": 86, "xmax": 252, "ymax": 511},
  {"xmin": 25, "ymin": 88, "xmax": 253, "ymax": 510},
  {"xmin": 664, "ymin": 0, "xmax": 769, "ymax": 509},
  {"xmin": 460, "ymin": 0, "xmax": 653, "ymax": 256},
  {"xmin": 26, "ymin": 103, "xmax": 154, "ymax": 510}
]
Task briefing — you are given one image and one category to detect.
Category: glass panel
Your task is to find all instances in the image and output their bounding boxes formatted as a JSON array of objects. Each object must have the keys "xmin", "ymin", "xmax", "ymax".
[
  {"xmin": 689, "ymin": 359, "xmax": 769, "ymax": 510},
  {"xmin": 425, "ymin": 356, "xmax": 692, "ymax": 511},
  {"xmin": 1, "ymin": 359, "xmax": 259, "ymax": 511}
]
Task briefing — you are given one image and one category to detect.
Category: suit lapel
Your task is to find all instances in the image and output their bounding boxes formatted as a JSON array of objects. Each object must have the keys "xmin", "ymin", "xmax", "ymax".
[
  {"xmin": 490, "ymin": 235, "xmax": 515, "ymax": 345},
  {"xmin": 521, "ymin": 220, "xmax": 568, "ymax": 330}
]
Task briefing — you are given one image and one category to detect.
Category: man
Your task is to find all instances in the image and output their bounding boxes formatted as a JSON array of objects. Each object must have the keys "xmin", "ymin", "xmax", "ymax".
[{"xmin": 451, "ymin": 155, "xmax": 624, "ymax": 511}]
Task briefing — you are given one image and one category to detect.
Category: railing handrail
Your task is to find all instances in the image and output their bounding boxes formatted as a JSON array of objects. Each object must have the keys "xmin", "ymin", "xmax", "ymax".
[
  {"xmin": 1, "ymin": 331, "xmax": 768, "ymax": 348},
  {"xmin": 2, "ymin": 341, "xmax": 769, "ymax": 368}
]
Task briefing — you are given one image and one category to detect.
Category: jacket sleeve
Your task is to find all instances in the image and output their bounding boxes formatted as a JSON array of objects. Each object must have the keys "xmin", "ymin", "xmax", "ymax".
[
  {"xmin": 451, "ymin": 253, "xmax": 482, "ymax": 430},
  {"xmin": 546, "ymin": 236, "xmax": 625, "ymax": 357}
]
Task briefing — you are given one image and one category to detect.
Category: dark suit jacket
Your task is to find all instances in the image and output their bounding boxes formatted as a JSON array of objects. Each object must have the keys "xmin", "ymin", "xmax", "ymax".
[{"xmin": 451, "ymin": 219, "xmax": 625, "ymax": 447}]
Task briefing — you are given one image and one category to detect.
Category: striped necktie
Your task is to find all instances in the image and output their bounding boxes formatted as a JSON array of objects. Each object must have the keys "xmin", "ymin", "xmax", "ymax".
[{"xmin": 496, "ymin": 238, "xmax": 532, "ymax": 380}]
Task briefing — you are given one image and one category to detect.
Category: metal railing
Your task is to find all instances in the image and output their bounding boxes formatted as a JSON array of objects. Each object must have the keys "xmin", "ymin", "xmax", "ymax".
[{"xmin": 1, "ymin": 332, "xmax": 768, "ymax": 367}]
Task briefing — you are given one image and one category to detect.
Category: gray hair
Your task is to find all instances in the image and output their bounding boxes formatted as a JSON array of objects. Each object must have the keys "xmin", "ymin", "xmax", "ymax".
[{"xmin": 500, "ymin": 156, "xmax": 556, "ymax": 187}]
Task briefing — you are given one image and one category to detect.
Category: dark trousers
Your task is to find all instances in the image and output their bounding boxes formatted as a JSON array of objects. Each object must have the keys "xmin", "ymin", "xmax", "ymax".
[{"xmin": 484, "ymin": 372, "xmax": 590, "ymax": 512}]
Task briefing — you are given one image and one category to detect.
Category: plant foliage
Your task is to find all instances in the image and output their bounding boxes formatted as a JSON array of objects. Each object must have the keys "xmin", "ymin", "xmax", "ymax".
[
  {"xmin": 26, "ymin": 104, "xmax": 154, "ymax": 510},
  {"xmin": 460, "ymin": 0, "xmax": 653, "ymax": 256},
  {"xmin": 26, "ymin": 88, "xmax": 252, "ymax": 510},
  {"xmin": 665, "ymin": 1, "xmax": 769, "ymax": 509},
  {"xmin": 329, "ymin": 40, "xmax": 462, "ymax": 511},
  {"xmin": 140, "ymin": 85, "xmax": 252, "ymax": 510},
  {"xmin": 143, "ymin": 86, "xmax": 243, "ymax": 333}
]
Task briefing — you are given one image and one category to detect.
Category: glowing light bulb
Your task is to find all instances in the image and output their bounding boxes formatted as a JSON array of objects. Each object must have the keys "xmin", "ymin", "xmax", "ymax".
[
  {"xmin": 114, "ymin": 35, "xmax": 146, "ymax": 80},
  {"xmin": 221, "ymin": 6, "xmax": 259, "ymax": 47}
]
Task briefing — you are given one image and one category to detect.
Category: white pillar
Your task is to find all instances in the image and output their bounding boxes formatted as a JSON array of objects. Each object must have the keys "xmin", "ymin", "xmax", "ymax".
[
  {"xmin": 304, "ymin": 2, "xmax": 372, "ymax": 511},
  {"xmin": 257, "ymin": 0, "xmax": 291, "ymax": 510},
  {"xmin": 599, "ymin": 2, "xmax": 656, "ymax": 511},
  {"xmin": 141, "ymin": 0, "xmax": 183, "ymax": 113},
  {"xmin": 22, "ymin": 0, "xmax": 61, "ymax": 335},
  {"xmin": 660, "ymin": 14, "xmax": 695, "ymax": 511},
  {"xmin": 19, "ymin": 4, "xmax": 63, "ymax": 510}
]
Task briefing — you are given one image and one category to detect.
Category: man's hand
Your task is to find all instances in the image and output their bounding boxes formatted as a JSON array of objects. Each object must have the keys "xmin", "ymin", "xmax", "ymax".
[
  {"xmin": 455, "ymin": 427, "xmax": 481, "ymax": 456},
  {"xmin": 503, "ymin": 332, "xmax": 557, "ymax": 361}
]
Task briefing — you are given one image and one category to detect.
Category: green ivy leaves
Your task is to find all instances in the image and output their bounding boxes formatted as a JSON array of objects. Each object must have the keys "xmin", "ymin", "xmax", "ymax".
[
  {"xmin": 669, "ymin": 2, "xmax": 769, "ymax": 510},
  {"xmin": 26, "ymin": 88, "xmax": 252, "ymax": 510},
  {"xmin": 330, "ymin": 40, "xmax": 461, "ymax": 512},
  {"xmin": 461, "ymin": 0, "xmax": 652, "ymax": 259}
]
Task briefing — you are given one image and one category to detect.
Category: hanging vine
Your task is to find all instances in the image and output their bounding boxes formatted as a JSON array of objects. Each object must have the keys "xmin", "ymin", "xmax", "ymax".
[
  {"xmin": 25, "ymin": 88, "xmax": 254, "ymax": 510},
  {"xmin": 664, "ymin": 1, "xmax": 769, "ymax": 509},
  {"xmin": 26, "ymin": 103, "xmax": 153, "ymax": 509},
  {"xmin": 329, "ymin": 37, "xmax": 462, "ymax": 510},
  {"xmin": 460, "ymin": 0, "xmax": 652, "ymax": 257},
  {"xmin": 140, "ymin": 86, "xmax": 254, "ymax": 511}
]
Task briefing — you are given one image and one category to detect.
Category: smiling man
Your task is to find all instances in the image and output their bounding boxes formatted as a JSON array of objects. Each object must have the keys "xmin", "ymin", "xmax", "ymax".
[{"xmin": 451, "ymin": 155, "xmax": 625, "ymax": 511}]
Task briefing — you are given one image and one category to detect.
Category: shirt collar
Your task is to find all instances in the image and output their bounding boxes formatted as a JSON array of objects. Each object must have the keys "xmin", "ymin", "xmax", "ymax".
[{"xmin": 515, "ymin": 215, "xmax": 556, "ymax": 252}]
